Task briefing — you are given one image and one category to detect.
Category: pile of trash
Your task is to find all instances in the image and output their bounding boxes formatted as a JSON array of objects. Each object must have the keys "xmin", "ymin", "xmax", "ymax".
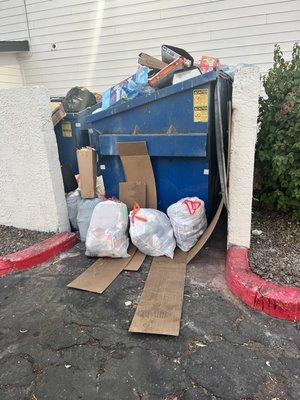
[
  {"xmin": 92, "ymin": 44, "xmax": 224, "ymax": 113},
  {"xmin": 52, "ymin": 43, "xmax": 246, "ymax": 128},
  {"xmin": 66, "ymin": 180, "xmax": 207, "ymax": 260}
]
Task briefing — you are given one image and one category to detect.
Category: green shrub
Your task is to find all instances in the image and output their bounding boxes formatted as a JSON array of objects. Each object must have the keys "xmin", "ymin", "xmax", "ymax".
[{"xmin": 257, "ymin": 43, "xmax": 300, "ymax": 217}]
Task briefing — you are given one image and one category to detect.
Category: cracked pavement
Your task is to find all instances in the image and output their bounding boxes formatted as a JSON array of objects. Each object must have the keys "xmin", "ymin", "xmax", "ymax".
[{"xmin": 0, "ymin": 219, "xmax": 299, "ymax": 400}]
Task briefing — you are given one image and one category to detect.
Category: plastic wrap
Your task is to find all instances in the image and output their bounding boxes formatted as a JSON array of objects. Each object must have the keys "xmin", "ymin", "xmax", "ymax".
[
  {"xmin": 77, "ymin": 197, "xmax": 102, "ymax": 242},
  {"xmin": 129, "ymin": 205, "xmax": 176, "ymax": 258},
  {"xmin": 85, "ymin": 200, "xmax": 129, "ymax": 258}
]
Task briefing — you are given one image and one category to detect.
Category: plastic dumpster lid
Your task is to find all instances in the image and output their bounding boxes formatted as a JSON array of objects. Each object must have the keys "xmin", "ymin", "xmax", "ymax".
[{"xmin": 82, "ymin": 70, "xmax": 219, "ymax": 125}]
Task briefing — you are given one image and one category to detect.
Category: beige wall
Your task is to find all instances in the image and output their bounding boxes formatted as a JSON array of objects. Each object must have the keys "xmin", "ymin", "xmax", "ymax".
[{"xmin": 0, "ymin": 53, "xmax": 24, "ymax": 88}]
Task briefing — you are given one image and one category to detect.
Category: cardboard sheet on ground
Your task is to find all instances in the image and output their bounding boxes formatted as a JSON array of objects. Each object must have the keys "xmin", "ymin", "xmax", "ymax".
[
  {"xmin": 129, "ymin": 199, "xmax": 223, "ymax": 336},
  {"xmin": 129, "ymin": 250, "xmax": 187, "ymax": 336},
  {"xmin": 118, "ymin": 142, "xmax": 157, "ymax": 209},
  {"xmin": 67, "ymin": 245, "xmax": 137, "ymax": 293},
  {"xmin": 186, "ymin": 198, "xmax": 224, "ymax": 263},
  {"xmin": 124, "ymin": 250, "xmax": 146, "ymax": 271}
]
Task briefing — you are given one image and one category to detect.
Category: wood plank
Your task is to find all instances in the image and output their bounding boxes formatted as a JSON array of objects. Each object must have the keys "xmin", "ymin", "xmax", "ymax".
[
  {"xmin": 124, "ymin": 250, "xmax": 146, "ymax": 271},
  {"xmin": 67, "ymin": 245, "xmax": 136, "ymax": 293},
  {"xmin": 129, "ymin": 250, "xmax": 187, "ymax": 336}
]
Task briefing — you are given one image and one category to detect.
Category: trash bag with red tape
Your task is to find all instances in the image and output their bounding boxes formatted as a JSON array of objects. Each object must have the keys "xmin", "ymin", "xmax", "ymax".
[{"xmin": 167, "ymin": 197, "xmax": 207, "ymax": 252}]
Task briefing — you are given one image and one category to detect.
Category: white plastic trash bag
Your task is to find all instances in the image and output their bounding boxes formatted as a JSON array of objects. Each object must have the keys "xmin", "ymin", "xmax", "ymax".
[
  {"xmin": 66, "ymin": 189, "xmax": 81, "ymax": 230},
  {"xmin": 167, "ymin": 197, "xmax": 207, "ymax": 252},
  {"xmin": 129, "ymin": 205, "xmax": 176, "ymax": 258},
  {"xmin": 85, "ymin": 200, "xmax": 129, "ymax": 258},
  {"xmin": 77, "ymin": 197, "xmax": 102, "ymax": 242}
]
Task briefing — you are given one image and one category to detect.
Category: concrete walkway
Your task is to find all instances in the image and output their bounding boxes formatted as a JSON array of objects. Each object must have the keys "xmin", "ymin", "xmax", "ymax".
[{"xmin": 0, "ymin": 220, "xmax": 299, "ymax": 400}]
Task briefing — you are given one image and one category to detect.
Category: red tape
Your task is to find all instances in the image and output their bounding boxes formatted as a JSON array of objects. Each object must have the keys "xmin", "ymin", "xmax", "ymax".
[{"xmin": 182, "ymin": 199, "xmax": 201, "ymax": 215}]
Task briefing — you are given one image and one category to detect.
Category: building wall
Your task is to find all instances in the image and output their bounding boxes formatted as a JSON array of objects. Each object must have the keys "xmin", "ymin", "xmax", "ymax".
[
  {"xmin": 0, "ymin": 53, "xmax": 24, "ymax": 88},
  {"xmin": 0, "ymin": 0, "xmax": 299, "ymax": 96}
]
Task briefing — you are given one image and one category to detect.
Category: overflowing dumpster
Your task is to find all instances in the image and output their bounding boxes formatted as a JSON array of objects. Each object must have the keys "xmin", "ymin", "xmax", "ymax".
[{"xmin": 80, "ymin": 71, "xmax": 231, "ymax": 218}]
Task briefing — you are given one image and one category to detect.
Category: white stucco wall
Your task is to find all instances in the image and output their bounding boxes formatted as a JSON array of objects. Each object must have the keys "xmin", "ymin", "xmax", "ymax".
[
  {"xmin": 228, "ymin": 67, "xmax": 261, "ymax": 248},
  {"xmin": 0, "ymin": 86, "xmax": 70, "ymax": 233}
]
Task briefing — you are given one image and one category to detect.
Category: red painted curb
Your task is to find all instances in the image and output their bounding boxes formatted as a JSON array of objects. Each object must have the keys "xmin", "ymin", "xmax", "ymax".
[
  {"xmin": 226, "ymin": 246, "xmax": 300, "ymax": 322},
  {"xmin": 0, "ymin": 232, "xmax": 77, "ymax": 277}
]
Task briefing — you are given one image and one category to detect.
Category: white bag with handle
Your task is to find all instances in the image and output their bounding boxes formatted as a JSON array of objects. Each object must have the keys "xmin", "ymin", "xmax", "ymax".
[
  {"xmin": 129, "ymin": 205, "xmax": 176, "ymax": 258},
  {"xmin": 167, "ymin": 197, "xmax": 207, "ymax": 252},
  {"xmin": 85, "ymin": 200, "xmax": 129, "ymax": 258}
]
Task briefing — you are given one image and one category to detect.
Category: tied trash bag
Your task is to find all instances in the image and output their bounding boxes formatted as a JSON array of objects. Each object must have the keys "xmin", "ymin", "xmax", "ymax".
[
  {"xmin": 77, "ymin": 197, "xmax": 102, "ymax": 242},
  {"xmin": 85, "ymin": 200, "xmax": 129, "ymax": 258},
  {"xmin": 167, "ymin": 197, "xmax": 207, "ymax": 252},
  {"xmin": 129, "ymin": 204, "xmax": 176, "ymax": 258},
  {"xmin": 62, "ymin": 87, "xmax": 96, "ymax": 113}
]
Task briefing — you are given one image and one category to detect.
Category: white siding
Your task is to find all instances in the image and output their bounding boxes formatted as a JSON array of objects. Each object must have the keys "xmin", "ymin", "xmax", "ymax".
[
  {"xmin": 1, "ymin": 0, "xmax": 300, "ymax": 96},
  {"xmin": 0, "ymin": 53, "xmax": 24, "ymax": 88}
]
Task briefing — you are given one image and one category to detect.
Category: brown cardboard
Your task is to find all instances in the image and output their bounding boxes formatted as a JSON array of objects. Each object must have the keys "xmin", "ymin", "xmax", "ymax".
[
  {"xmin": 67, "ymin": 244, "xmax": 136, "ymax": 293},
  {"xmin": 51, "ymin": 102, "xmax": 66, "ymax": 126},
  {"xmin": 76, "ymin": 147, "xmax": 97, "ymax": 198},
  {"xmin": 119, "ymin": 181, "xmax": 146, "ymax": 210},
  {"xmin": 129, "ymin": 250, "xmax": 187, "ymax": 336},
  {"xmin": 186, "ymin": 198, "xmax": 224, "ymax": 263},
  {"xmin": 118, "ymin": 142, "xmax": 157, "ymax": 209},
  {"xmin": 124, "ymin": 250, "xmax": 146, "ymax": 271}
]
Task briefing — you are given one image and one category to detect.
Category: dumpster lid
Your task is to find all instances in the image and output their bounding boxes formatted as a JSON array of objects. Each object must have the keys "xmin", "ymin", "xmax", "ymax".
[{"xmin": 82, "ymin": 71, "xmax": 219, "ymax": 125}]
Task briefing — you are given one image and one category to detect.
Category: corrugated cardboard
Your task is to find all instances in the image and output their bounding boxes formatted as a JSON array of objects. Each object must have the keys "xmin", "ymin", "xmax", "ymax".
[
  {"xmin": 129, "ymin": 250, "xmax": 187, "ymax": 336},
  {"xmin": 67, "ymin": 245, "xmax": 137, "ymax": 294},
  {"xmin": 118, "ymin": 142, "xmax": 157, "ymax": 209},
  {"xmin": 119, "ymin": 181, "xmax": 146, "ymax": 210},
  {"xmin": 124, "ymin": 250, "xmax": 146, "ymax": 271},
  {"xmin": 76, "ymin": 147, "xmax": 97, "ymax": 198},
  {"xmin": 186, "ymin": 198, "xmax": 224, "ymax": 263},
  {"xmin": 51, "ymin": 102, "xmax": 66, "ymax": 126}
]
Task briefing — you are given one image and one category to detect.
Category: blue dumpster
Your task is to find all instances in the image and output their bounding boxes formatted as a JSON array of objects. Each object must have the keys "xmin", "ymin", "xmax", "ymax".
[
  {"xmin": 80, "ymin": 71, "xmax": 232, "ymax": 218},
  {"xmin": 54, "ymin": 113, "xmax": 90, "ymax": 174}
]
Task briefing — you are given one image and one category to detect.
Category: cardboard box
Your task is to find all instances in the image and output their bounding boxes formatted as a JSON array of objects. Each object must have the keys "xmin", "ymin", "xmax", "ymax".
[
  {"xmin": 148, "ymin": 57, "xmax": 185, "ymax": 89},
  {"xmin": 118, "ymin": 142, "xmax": 157, "ymax": 209},
  {"xmin": 51, "ymin": 102, "xmax": 66, "ymax": 126},
  {"xmin": 76, "ymin": 147, "xmax": 97, "ymax": 198},
  {"xmin": 199, "ymin": 56, "xmax": 220, "ymax": 74}
]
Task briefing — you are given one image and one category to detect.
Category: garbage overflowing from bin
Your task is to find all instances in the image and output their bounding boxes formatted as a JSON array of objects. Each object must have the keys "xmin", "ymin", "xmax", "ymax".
[{"xmin": 56, "ymin": 44, "xmax": 233, "ymax": 336}]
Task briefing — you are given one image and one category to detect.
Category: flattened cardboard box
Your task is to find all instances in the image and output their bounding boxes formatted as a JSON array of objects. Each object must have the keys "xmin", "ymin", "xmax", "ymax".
[
  {"xmin": 119, "ymin": 181, "xmax": 146, "ymax": 210},
  {"xmin": 76, "ymin": 147, "xmax": 97, "ymax": 198},
  {"xmin": 118, "ymin": 142, "xmax": 157, "ymax": 209}
]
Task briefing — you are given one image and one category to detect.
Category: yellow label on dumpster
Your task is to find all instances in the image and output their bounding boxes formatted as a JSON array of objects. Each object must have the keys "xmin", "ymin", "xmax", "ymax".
[
  {"xmin": 193, "ymin": 88, "xmax": 208, "ymax": 123},
  {"xmin": 62, "ymin": 121, "xmax": 72, "ymax": 137}
]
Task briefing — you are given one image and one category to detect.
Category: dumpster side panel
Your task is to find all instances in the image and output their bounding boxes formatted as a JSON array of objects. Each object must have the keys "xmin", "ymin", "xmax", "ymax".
[
  {"xmin": 54, "ymin": 114, "xmax": 90, "ymax": 175},
  {"xmin": 85, "ymin": 80, "xmax": 213, "ymax": 135},
  {"xmin": 152, "ymin": 157, "xmax": 209, "ymax": 213}
]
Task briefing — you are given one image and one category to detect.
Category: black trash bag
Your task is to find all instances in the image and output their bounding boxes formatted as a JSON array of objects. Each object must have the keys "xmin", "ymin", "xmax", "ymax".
[{"xmin": 62, "ymin": 87, "xmax": 96, "ymax": 113}]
